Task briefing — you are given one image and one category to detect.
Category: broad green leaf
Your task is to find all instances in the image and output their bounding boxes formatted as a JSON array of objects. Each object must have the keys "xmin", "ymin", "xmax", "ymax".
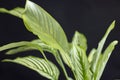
[
  {"xmin": 90, "ymin": 21, "xmax": 115, "ymax": 74},
  {"xmin": 72, "ymin": 31, "xmax": 87, "ymax": 51},
  {"xmin": 22, "ymin": 0, "xmax": 68, "ymax": 50},
  {"xmin": 22, "ymin": 0, "xmax": 71, "ymax": 67},
  {"xmin": 3, "ymin": 56, "xmax": 59, "ymax": 80},
  {"xmin": 94, "ymin": 40, "xmax": 118, "ymax": 80},
  {"xmin": 0, "ymin": 7, "xmax": 24, "ymax": 18}
]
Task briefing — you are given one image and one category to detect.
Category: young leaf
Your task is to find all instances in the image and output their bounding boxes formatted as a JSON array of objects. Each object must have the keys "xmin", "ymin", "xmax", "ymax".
[
  {"xmin": 88, "ymin": 48, "xmax": 96, "ymax": 63},
  {"xmin": 70, "ymin": 31, "xmax": 91, "ymax": 80},
  {"xmin": 2, "ymin": 56, "xmax": 60, "ymax": 80},
  {"xmin": 94, "ymin": 40, "xmax": 118, "ymax": 80},
  {"xmin": 0, "ymin": 7, "xmax": 24, "ymax": 18},
  {"xmin": 72, "ymin": 31, "xmax": 87, "ymax": 51},
  {"xmin": 90, "ymin": 21, "xmax": 115, "ymax": 73}
]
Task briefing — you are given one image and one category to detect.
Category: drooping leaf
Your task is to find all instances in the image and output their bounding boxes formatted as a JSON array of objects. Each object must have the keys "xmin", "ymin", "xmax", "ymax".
[
  {"xmin": 2, "ymin": 56, "xmax": 59, "ymax": 80},
  {"xmin": 94, "ymin": 40, "xmax": 118, "ymax": 80},
  {"xmin": 0, "ymin": 40, "xmax": 45, "ymax": 57},
  {"xmin": 22, "ymin": 0, "xmax": 71, "ymax": 67},
  {"xmin": 90, "ymin": 21, "xmax": 115, "ymax": 73},
  {"xmin": 6, "ymin": 46, "xmax": 36, "ymax": 55},
  {"xmin": 0, "ymin": 7, "xmax": 24, "ymax": 18},
  {"xmin": 5, "ymin": 39, "xmax": 56, "ymax": 55},
  {"xmin": 0, "ymin": 41, "xmax": 30, "ymax": 51}
]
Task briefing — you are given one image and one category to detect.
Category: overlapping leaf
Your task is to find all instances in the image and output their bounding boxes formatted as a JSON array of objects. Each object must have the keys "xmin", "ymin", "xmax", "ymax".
[
  {"xmin": 0, "ymin": 0, "xmax": 118, "ymax": 80},
  {"xmin": 89, "ymin": 21, "xmax": 118, "ymax": 80},
  {"xmin": 0, "ymin": 41, "xmax": 31, "ymax": 52},
  {"xmin": 72, "ymin": 31, "xmax": 87, "ymax": 51},
  {"xmin": 3, "ymin": 56, "xmax": 59, "ymax": 80},
  {"xmin": 22, "ymin": 0, "xmax": 71, "ymax": 67},
  {"xmin": 94, "ymin": 40, "xmax": 118, "ymax": 80},
  {"xmin": 90, "ymin": 21, "xmax": 115, "ymax": 73},
  {"xmin": 22, "ymin": 0, "xmax": 69, "ymax": 50},
  {"xmin": 70, "ymin": 31, "xmax": 91, "ymax": 80},
  {"xmin": 0, "ymin": 39, "xmax": 57, "ymax": 57}
]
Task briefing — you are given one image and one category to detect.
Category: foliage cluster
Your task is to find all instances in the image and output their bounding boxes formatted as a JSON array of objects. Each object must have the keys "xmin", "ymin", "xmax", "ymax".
[{"xmin": 0, "ymin": 0, "xmax": 118, "ymax": 80}]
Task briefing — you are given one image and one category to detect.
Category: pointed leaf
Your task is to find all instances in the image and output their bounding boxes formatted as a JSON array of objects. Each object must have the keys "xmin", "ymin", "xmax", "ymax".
[
  {"xmin": 0, "ymin": 7, "xmax": 24, "ymax": 18},
  {"xmin": 3, "ymin": 56, "xmax": 59, "ymax": 80},
  {"xmin": 0, "ymin": 41, "xmax": 30, "ymax": 52},
  {"xmin": 88, "ymin": 48, "xmax": 96, "ymax": 63},
  {"xmin": 22, "ymin": 0, "xmax": 71, "ymax": 67},
  {"xmin": 22, "ymin": 0, "xmax": 68, "ymax": 50},
  {"xmin": 90, "ymin": 21, "xmax": 115, "ymax": 73},
  {"xmin": 94, "ymin": 40, "xmax": 118, "ymax": 80},
  {"xmin": 72, "ymin": 31, "xmax": 87, "ymax": 51}
]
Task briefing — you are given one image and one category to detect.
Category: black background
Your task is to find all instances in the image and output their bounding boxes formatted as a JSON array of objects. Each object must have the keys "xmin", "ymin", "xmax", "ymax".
[{"xmin": 0, "ymin": 0, "xmax": 120, "ymax": 80}]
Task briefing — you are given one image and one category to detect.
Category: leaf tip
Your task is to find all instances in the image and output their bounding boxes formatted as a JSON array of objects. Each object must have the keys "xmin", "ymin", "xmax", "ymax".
[{"xmin": 113, "ymin": 40, "xmax": 118, "ymax": 45}]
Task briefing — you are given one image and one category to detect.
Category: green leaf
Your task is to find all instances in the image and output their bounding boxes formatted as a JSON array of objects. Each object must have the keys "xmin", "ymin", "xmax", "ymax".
[
  {"xmin": 90, "ymin": 21, "xmax": 115, "ymax": 74},
  {"xmin": 70, "ymin": 45, "xmax": 91, "ymax": 80},
  {"xmin": 22, "ymin": 0, "xmax": 68, "ymax": 50},
  {"xmin": 3, "ymin": 56, "xmax": 59, "ymax": 80},
  {"xmin": 0, "ymin": 41, "xmax": 30, "ymax": 52},
  {"xmin": 5, "ymin": 39, "xmax": 56, "ymax": 55},
  {"xmin": 94, "ymin": 40, "xmax": 118, "ymax": 80},
  {"xmin": 72, "ymin": 31, "xmax": 87, "ymax": 51},
  {"xmin": 31, "ymin": 39, "xmax": 57, "ymax": 54},
  {"xmin": 0, "ymin": 7, "xmax": 24, "ymax": 18},
  {"xmin": 88, "ymin": 48, "xmax": 96, "ymax": 63},
  {"xmin": 22, "ymin": 0, "xmax": 71, "ymax": 67},
  {"xmin": 6, "ymin": 46, "xmax": 36, "ymax": 55},
  {"xmin": 0, "ymin": 40, "xmax": 46, "ymax": 57},
  {"xmin": 70, "ymin": 31, "xmax": 91, "ymax": 80}
]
